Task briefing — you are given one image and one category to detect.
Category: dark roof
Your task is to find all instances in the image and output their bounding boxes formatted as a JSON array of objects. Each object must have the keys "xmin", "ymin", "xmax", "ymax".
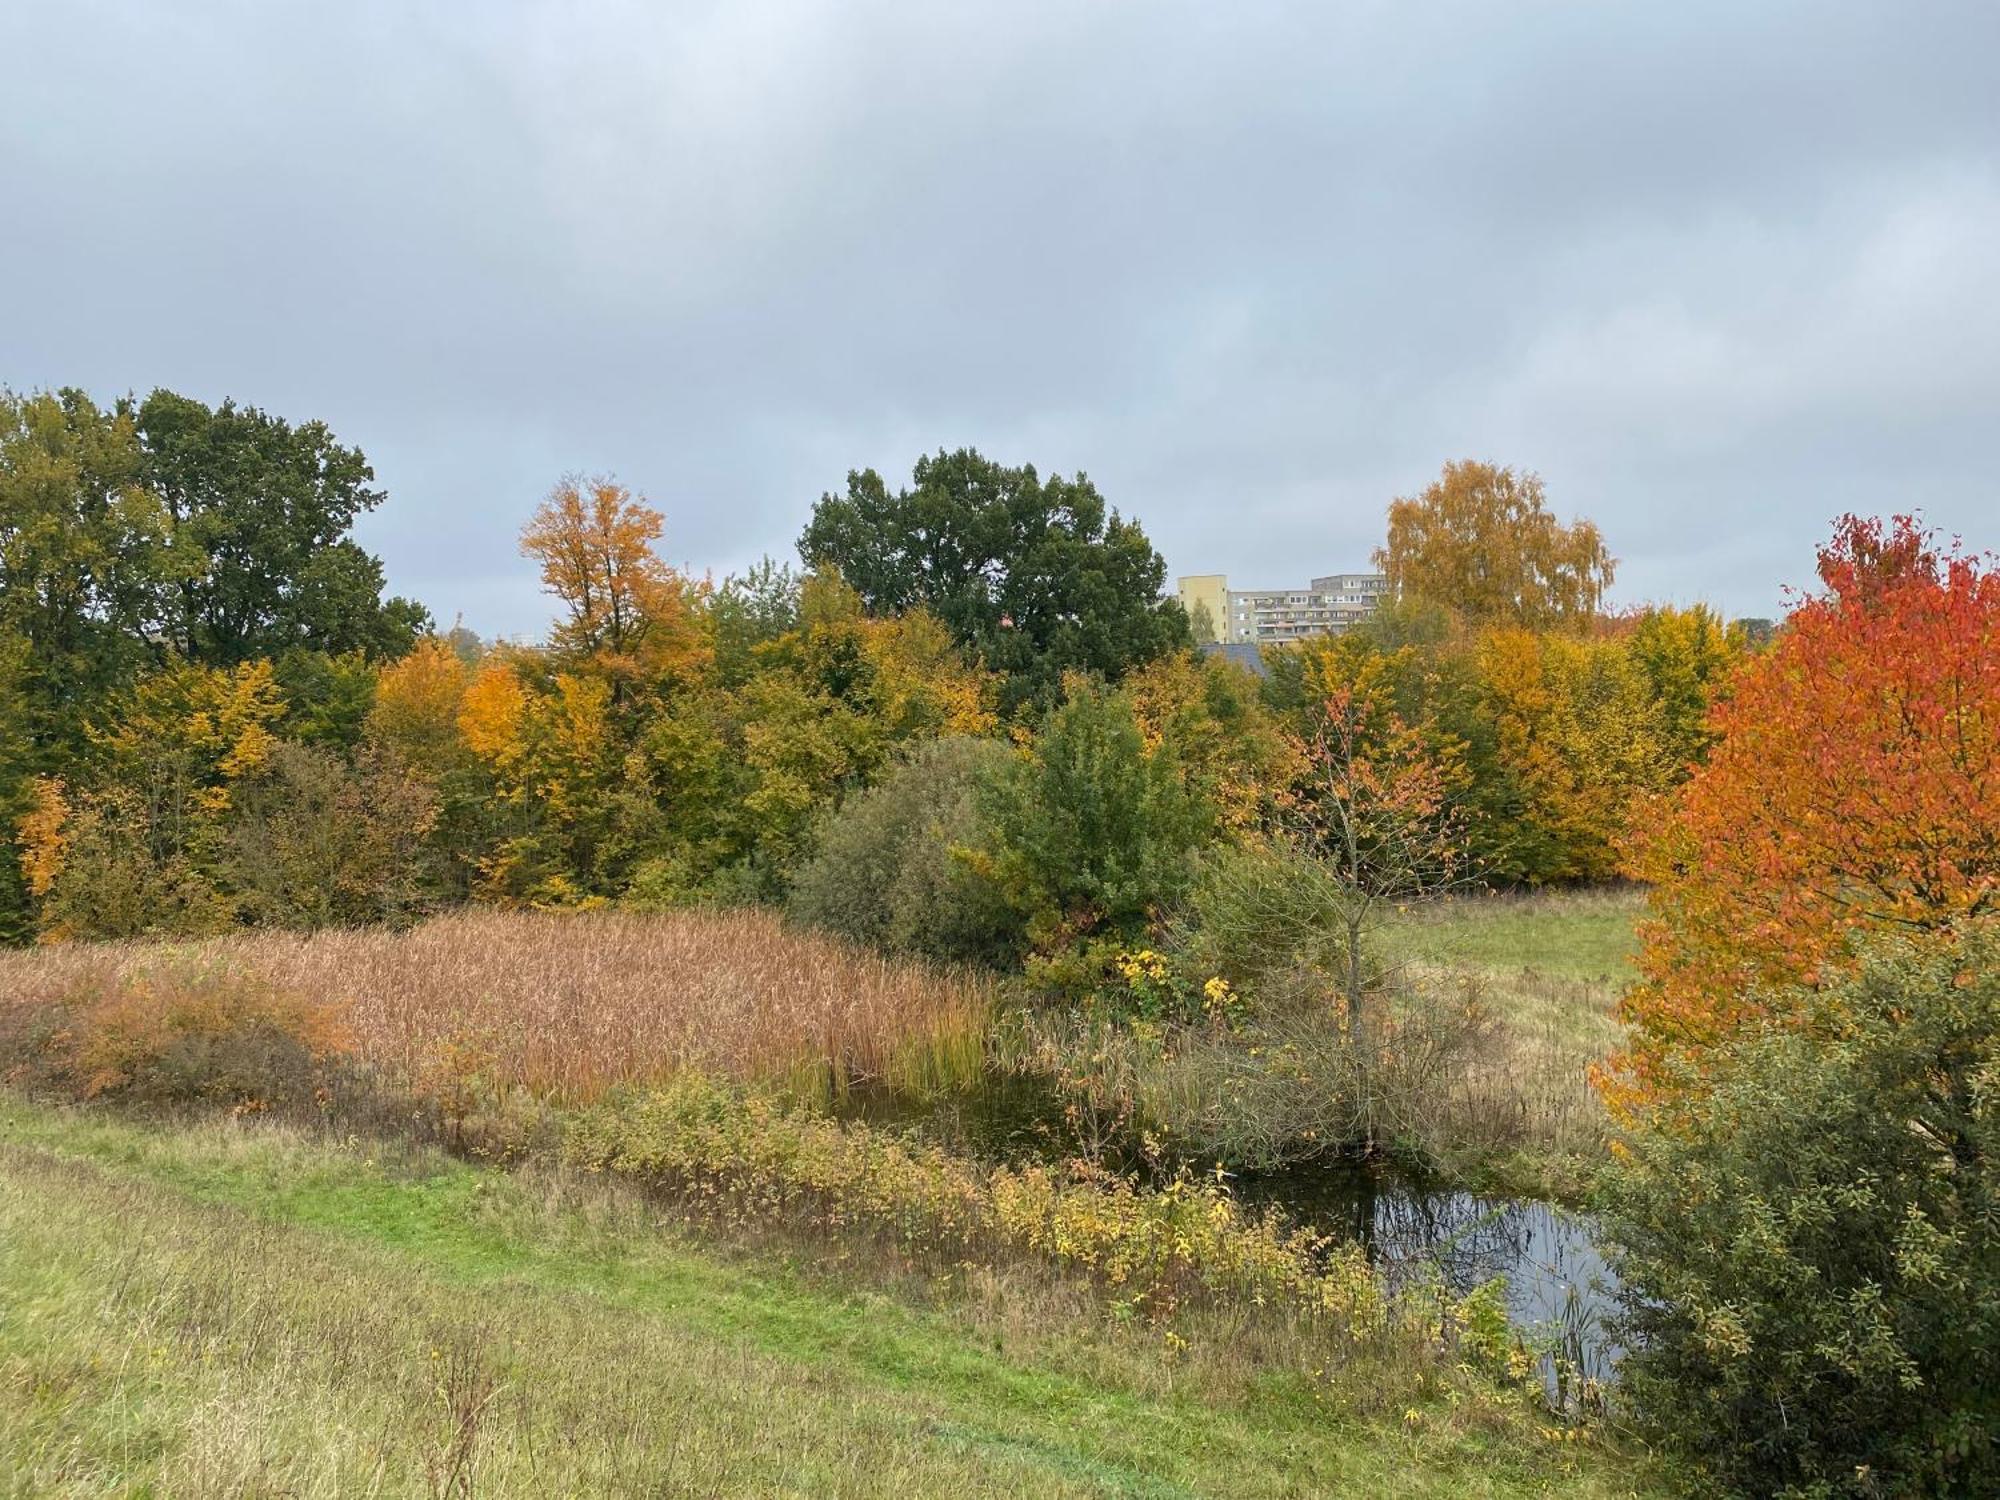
[{"xmin": 1200, "ymin": 641, "xmax": 1274, "ymax": 678}]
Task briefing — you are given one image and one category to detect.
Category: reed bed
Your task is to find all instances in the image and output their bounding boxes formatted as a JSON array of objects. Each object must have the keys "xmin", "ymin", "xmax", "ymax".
[{"xmin": 0, "ymin": 908, "xmax": 994, "ymax": 1105}]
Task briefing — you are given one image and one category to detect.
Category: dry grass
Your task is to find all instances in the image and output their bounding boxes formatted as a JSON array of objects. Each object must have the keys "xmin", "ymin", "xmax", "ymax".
[
  {"xmin": 1408, "ymin": 968, "xmax": 1617, "ymax": 1192},
  {"xmin": 0, "ymin": 908, "xmax": 992, "ymax": 1106}
]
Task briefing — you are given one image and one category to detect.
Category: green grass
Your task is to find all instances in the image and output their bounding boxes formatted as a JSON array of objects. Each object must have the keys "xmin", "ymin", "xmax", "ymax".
[
  {"xmin": 1382, "ymin": 888, "xmax": 1643, "ymax": 987},
  {"xmin": 0, "ymin": 1094, "xmax": 1656, "ymax": 1498},
  {"xmin": 1371, "ymin": 888, "xmax": 1645, "ymax": 1194}
]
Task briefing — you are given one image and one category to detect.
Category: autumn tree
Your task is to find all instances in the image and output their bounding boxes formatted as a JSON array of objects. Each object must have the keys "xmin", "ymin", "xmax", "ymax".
[
  {"xmin": 634, "ymin": 574, "xmax": 997, "ymax": 896},
  {"xmin": 1124, "ymin": 649, "xmax": 1300, "ymax": 833},
  {"xmin": 1614, "ymin": 515, "xmax": 2000, "ymax": 1106},
  {"xmin": 18, "ymin": 660, "xmax": 287, "ymax": 939},
  {"xmin": 1293, "ymin": 682, "xmax": 1470, "ymax": 1046},
  {"xmin": 520, "ymin": 474, "xmax": 708, "ymax": 694},
  {"xmin": 1475, "ymin": 627, "xmax": 1677, "ymax": 883},
  {"xmin": 1, "ymin": 386, "xmax": 428, "ymax": 940},
  {"xmin": 1375, "ymin": 461, "xmax": 1615, "ymax": 627},
  {"xmin": 1623, "ymin": 603, "xmax": 1748, "ymax": 771},
  {"xmin": 367, "ymin": 636, "xmax": 473, "ymax": 775},
  {"xmin": 1264, "ymin": 629, "xmax": 1529, "ymax": 879},
  {"xmin": 451, "ymin": 652, "xmax": 628, "ymax": 905}
]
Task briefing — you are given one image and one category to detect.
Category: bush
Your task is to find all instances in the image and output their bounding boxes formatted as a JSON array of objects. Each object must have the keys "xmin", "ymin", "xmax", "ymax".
[
  {"xmin": 565, "ymin": 1071, "xmax": 1396, "ymax": 1327},
  {"xmin": 25, "ymin": 782, "xmax": 238, "ymax": 942},
  {"xmin": 1017, "ymin": 970, "xmax": 1494, "ymax": 1172},
  {"xmin": 9, "ymin": 960, "xmax": 353, "ymax": 1109},
  {"xmin": 227, "ymin": 741, "xmax": 442, "ymax": 929},
  {"xmin": 787, "ymin": 737, "xmax": 1020, "ymax": 967},
  {"xmin": 973, "ymin": 681, "xmax": 1215, "ymax": 951},
  {"xmin": 1170, "ymin": 839, "xmax": 1371, "ymax": 1012},
  {"xmin": 1603, "ymin": 927, "xmax": 2000, "ymax": 1497}
]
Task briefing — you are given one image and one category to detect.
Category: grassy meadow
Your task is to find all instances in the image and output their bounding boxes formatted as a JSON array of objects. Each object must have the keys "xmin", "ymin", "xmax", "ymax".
[
  {"xmin": 0, "ymin": 1096, "xmax": 1656, "ymax": 1499},
  {"xmin": 0, "ymin": 891, "xmax": 1654, "ymax": 1496},
  {"xmin": 1381, "ymin": 887, "xmax": 1642, "ymax": 988},
  {"xmin": 1376, "ymin": 888, "xmax": 1640, "ymax": 1192}
]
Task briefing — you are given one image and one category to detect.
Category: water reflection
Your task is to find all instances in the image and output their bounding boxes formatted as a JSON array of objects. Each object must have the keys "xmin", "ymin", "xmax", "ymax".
[
  {"xmin": 837, "ymin": 1077, "xmax": 1619, "ymax": 1387},
  {"xmin": 1241, "ymin": 1164, "xmax": 1619, "ymax": 1390}
]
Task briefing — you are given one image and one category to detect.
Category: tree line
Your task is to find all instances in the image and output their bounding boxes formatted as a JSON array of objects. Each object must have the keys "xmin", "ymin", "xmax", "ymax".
[{"xmin": 3, "ymin": 385, "xmax": 1755, "ymax": 949}]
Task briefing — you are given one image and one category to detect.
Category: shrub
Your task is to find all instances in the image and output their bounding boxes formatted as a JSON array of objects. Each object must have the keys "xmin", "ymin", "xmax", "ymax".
[
  {"xmin": 227, "ymin": 741, "xmax": 442, "ymax": 929},
  {"xmin": 1018, "ymin": 971, "xmax": 1494, "ymax": 1172},
  {"xmin": 1170, "ymin": 839, "xmax": 1363, "ymax": 1012},
  {"xmin": 565, "ymin": 1071, "xmax": 1399, "ymax": 1328},
  {"xmin": 14, "ymin": 960, "xmax": 352, "ymax": 1109},
  {"xmin": 787, "ymin": 736, "xmax": 1021, "ymax": 967},
  {"xmin": 973, "ymin": 680, "xmax": 1215, "ymax": 951},
  {"xmin": 1603, "ymin": 927, "xmax": 2000, "ymax": 1497}
]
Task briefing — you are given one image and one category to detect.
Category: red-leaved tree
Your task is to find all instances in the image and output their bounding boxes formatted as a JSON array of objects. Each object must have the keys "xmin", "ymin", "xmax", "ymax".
[{"xmin": 1610, "ymin": 515, "xmax": 2000, "ymax": 1109}]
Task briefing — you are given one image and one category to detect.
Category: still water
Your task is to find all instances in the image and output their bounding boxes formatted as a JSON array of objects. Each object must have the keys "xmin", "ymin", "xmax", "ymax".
[
  {"xmin": 1238, "ymin": 1163, "xmax": 1619, "ymax": 1390},
  {"xmin": 838, "ymin": 1074, "xmax": 1620, "ymax": 1386}
]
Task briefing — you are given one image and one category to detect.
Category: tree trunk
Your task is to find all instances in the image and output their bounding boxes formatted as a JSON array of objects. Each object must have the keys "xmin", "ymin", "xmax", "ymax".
[{"xmin": 1344, "ymin": 911, "xmax": 1376, "ymax": 1156}]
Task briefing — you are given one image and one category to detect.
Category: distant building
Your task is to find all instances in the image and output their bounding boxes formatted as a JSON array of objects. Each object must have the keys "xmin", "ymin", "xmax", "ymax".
[
  {"xmin": 1199, "ymin": 641, "xmax": 1272, "ymax": 677},
  {"xmin": 1177, "ymin": 572, "xmax": 1388, "ymax": 645}
]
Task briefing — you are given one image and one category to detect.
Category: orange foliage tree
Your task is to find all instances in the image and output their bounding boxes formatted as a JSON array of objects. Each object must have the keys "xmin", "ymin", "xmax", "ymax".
[
  {"xmin": 1375, "ymin": 460, "xmax": 1615, "ymax": 627},
  {"xmin": 519, "ymin": 474, "xmax": 709, "ymax": 693},
  {"xmin": 1613, "ymin": 515, "xmax": 2000, "ymax": 1106}
]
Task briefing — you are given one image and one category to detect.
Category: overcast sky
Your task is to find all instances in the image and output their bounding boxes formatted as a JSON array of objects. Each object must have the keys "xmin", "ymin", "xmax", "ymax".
[{"xmin": 4, "ymin": 2, "xmax": 1996, "ymax": 637}]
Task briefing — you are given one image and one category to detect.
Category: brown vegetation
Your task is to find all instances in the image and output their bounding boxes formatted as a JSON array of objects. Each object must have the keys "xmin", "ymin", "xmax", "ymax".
[{"xmin": 0, "ymin": 908, "xmax": 992, "ymax": 1107}]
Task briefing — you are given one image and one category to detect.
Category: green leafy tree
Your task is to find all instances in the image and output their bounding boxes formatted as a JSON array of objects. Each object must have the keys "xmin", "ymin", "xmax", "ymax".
[
  {"xmin": 709, "ymin": 557, "xmax": 802, "ymax": 687},
  {"xmin": 799, "ymin": 449, "xmax": 1189, "ymax": 710},
  {"xmin": 1606, "ymin": 927, "xmax": 2000, "ymax": 1497},
  {"xmin": 137, "ymin": 388, "xmax": 428, "ymax": 661},
  {"xmin": 272, "ymin": 649, "xmax": 379, "ymax": 751},
  {"xmin": 1624, "ymin": 603, "xmax": 1747, "ymax": 771},
  {"xmin": 0, "ymin": 389, "xmax": 179, "ymax": 755},
  {"xmin": 227, "ymin": 741, "xmax": 440, "ymax": 929},
  {"xmin": 973, "ymin": 680, "xmax": 1215, "ymax": 950},
  {"xmin": 1187, "ymin": 598, "xmax": 1218, "ymax": 644}
]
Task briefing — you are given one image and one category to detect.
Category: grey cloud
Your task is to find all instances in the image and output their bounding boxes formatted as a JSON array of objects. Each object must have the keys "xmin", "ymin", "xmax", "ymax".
[{"xmin": 3, "ymin": 0, "xmax": 1995, "ymax": 635}]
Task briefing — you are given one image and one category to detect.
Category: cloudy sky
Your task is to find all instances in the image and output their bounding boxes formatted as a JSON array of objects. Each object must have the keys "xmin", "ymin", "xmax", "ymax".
[{"xmin": 4, "ymin": 2, "xmax": 1995, "ymax": 637}]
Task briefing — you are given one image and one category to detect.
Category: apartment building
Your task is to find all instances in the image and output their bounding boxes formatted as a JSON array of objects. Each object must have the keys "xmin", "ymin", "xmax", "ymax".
[{"xmin": 1176, "ymin": 572, "xmax": 1388, "ymax": 645}]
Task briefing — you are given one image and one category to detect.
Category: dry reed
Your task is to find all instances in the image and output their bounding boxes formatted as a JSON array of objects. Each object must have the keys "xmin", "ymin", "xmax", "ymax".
[{"xmin": 0, "ymin": 908, "xmax": 993, "ymax": 1105}]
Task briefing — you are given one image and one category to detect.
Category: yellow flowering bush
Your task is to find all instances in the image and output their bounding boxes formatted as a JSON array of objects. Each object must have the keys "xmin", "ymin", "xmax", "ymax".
[{"xmin": 566, "ymin": 1073, "xmax": 1486, "ymax": 1351}]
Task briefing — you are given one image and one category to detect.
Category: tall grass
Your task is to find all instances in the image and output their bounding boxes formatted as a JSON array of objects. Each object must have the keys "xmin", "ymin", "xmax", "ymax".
[{"xmin": 0, "ymin": 908, "xmax": 992, "ymax": 1106}]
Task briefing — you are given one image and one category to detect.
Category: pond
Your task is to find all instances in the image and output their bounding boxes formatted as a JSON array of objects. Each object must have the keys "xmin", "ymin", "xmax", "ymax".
[
  {"xmin": 836, "ymin": 1073, "xmax": 1621, "ymax": 1393},
  {"xmin": 1237, "ymin": 1162, "xmax": 1619, "ymax": 1396}
]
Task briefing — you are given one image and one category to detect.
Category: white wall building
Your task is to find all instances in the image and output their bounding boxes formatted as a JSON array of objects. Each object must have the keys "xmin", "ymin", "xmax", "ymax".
[{"xmin": 1177, "ymin": 572, "xmax": 1389, "ymax": 645}]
